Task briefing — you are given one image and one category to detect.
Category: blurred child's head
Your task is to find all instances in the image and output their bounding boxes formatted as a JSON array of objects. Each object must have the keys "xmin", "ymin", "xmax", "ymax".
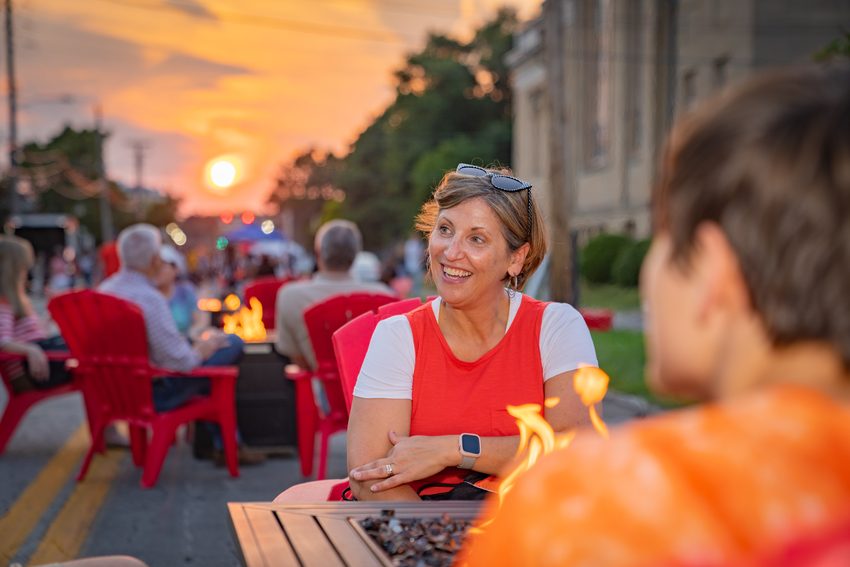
[{"xmin": 642, "ymin": 64, "xmax": 850, "ymax": 399}]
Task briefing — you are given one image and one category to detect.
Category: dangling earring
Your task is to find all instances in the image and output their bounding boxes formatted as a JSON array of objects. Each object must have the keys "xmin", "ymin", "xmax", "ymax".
[{"xmin": 512, "ymin": 275, "xmax": 519, "ymax": 290}]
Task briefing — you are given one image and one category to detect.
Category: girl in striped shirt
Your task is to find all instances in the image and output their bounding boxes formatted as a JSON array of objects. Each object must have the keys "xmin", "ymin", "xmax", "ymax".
[{"xmin": 0, "ymin": 235, "xmax": 70, "ymax": 393}]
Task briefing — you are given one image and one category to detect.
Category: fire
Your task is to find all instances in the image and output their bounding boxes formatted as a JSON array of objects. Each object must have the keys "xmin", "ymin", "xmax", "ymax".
[
  {"xmin": 222, "ymin": 297, "xmax": 266, "ymax": 341},
  {"xmin": 470, "ymin": 365, "xmax": 610, "ymax": 533},
  {"xmin": 574, "ymin": 364, "xmax": 610, "ymax": 438},
  {"xmin": 197, "ymin": 298, "xmax": 222, "ymax": 312},
  {"xmin": 224, "ymin": 293, "xmax": 242, "ymax": 311}
]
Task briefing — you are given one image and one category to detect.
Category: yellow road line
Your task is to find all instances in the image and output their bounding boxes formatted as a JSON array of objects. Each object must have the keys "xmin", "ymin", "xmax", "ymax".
[
  {"xmin": 28, "ymin": 447, "xmax": 125, "ymax": 565},
  {"xmin": 0, "ymin": 424, "xmax": 88, "ymax": 564}
]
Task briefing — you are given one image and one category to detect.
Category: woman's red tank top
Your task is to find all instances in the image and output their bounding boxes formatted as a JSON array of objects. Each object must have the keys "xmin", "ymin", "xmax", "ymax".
[{"xmin": 405, "ymin": 294, "xmax": 547, "ymax": 496}]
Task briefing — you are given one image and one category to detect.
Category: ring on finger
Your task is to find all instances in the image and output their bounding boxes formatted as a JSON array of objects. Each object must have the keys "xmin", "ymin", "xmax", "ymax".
[{"xmin": 384, "ymin": 463, "xmax": 394, "ymax": 476}]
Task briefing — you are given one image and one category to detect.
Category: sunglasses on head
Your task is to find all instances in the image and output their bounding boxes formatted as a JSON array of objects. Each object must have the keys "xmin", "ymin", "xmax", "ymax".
[{"xmin": 455, "ymin": 163, "xmax": 533, "ymax": 241}]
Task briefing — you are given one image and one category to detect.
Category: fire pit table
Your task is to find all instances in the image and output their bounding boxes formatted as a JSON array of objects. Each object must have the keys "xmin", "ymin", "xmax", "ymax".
[{"xmin": 228, "ymin": 501, "xmax": 482, "ymax": 566}]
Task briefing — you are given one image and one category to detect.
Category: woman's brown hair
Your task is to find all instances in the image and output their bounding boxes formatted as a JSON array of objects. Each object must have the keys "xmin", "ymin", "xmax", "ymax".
[
  {"xmin": 0, "ymin": 235, "xmax": 35, "ymax": 318},
  {"xmin": 415, "ymin": 167, "xmax": 547, "ymax": 291}
]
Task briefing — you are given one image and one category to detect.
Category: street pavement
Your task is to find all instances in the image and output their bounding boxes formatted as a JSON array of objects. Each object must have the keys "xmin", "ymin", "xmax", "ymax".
[{"xmin": 1, "ymin": 385, "xmax": 342, "ymax": 567}]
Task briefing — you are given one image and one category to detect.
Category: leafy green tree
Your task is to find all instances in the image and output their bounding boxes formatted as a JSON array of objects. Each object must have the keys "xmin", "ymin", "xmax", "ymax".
[
  {"xmin": 268, "ymin": 149, "xmax": 345, "ymax": 248},
  {"xmin": 18, "ymin": 126, "xmax": 177, "ymax": 242}
]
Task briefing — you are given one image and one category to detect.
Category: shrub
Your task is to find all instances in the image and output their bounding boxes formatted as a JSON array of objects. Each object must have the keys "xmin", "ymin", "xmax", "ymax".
[
  {"xmin": 613, "ymin": 238, "xmax": 652, "ymax": 287},
  {"xmin": 580, "ymin": 233, "xmax": 632, "ymax": 284}
]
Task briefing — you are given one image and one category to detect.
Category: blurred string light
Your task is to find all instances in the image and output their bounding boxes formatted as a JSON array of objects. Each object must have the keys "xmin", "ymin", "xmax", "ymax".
[
  {"xmin": 216, "ymin": 236, "xmax": 229, "ymax": 250},
  {"xmin": 166, "ymin": 222, "xmax": 188, "ymax": 246},
  {"xmin": 241, "ymin": 211, "xmax": 255, "ymax": 224},
  {"xmin": 260, "ymin": 220, "xmax": 274, "ymax": 234}
]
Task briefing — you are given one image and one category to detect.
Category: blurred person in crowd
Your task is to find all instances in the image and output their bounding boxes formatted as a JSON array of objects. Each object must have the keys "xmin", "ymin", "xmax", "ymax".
[
  {"xmin": 274, "ymin": 219, "xmax": 394, "ymax": 370},
  {"xmin": 100, "ymin": 224, "xmax": 263, "ymax": 465},
  {"xmin": 46, "ymin": 245, "xmax": 72, "ymax": 294},
  {"xmin": 0, "ymin": 235, "xmax": 71, "ymax": 393},
  {"xmin": 156, "ymin": 244, "xmax": 212, "ymax": 341},
  {"xmin": 254, "ymin": 254, "xmax": 277, "ymax": 278},
  {"xmin": 463, "ymin": 65, "xmax": 850, "ymax": 565},
  {"xmin": 347, "ymin": 163, "xmax": 597, "ymax": 501},
  {"xmin": 403, "ymin": 231, "xmax": 425, "ymax": 296},
  {"xmin": 351, "ymin": 250, "xmax": 382, "ymax": 283},
  {"xmin": 77, "ymin": 249, "xmax": 95, "ymax": 288}
]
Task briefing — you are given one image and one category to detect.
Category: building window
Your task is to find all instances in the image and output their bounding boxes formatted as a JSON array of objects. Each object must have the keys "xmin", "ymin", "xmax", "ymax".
[
  {"xmin": 625, "ymin": 0, "xmax": 644, "ymax": 157},
  {"xmin": 583, "ymin": 0, "xmax": 614, "ymax": 170},
  {"xmin": 682, "ymin": 69, "xmax": 697, "ymax": 111},
  {"xmin": 713, "ymin": 55, "xmax": 729, "ymax": 90}
]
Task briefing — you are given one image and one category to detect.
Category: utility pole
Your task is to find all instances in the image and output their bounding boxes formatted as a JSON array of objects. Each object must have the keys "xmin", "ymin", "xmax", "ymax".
[
  {"xmin": 94, "ymin": 105, "xmax": 114, "ymax": 241},
  {"xmin": 129, "ymin": 139, "xmax": 150, "ymax": 191},
  {"xmin": 545, "ymin": 0, "xmax": 576, "ymax": 304},
  {"xmin": 4, "ymin": 0, "xmax": 18, "ymax": 217},
  {"xmin": 129, "ymin": 139, "xmax": 150, "ymax": 220}
]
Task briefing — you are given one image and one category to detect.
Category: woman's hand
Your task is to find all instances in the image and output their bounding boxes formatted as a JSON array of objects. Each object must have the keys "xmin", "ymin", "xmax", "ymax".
[
  {"xmin": 25, "ymin": 344, "xmax": 50, "ymax": 381},
  {"xmin": 349, "ymin": 430, "xmax": 455, "ymax": 494}
]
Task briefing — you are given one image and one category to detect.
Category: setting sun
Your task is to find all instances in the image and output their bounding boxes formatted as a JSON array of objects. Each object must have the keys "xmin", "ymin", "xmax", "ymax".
[{"xmin": 204, "ymin": 156, "xmax": 243, "ymax": 193}]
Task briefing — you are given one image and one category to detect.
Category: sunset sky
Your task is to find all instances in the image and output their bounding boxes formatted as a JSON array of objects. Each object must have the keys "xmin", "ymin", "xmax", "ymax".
[{"xmin": 6, "ymin": 0, "xmax": 542, "ymax": 216}]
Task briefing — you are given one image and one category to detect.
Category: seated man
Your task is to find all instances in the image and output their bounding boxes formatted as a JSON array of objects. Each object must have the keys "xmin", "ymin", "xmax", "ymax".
[
  {"xmin": 462, "ymin": 65, "xmax": 850, "ymax": 565},
  {"xmin": 274, "ymin": 219, "xmax": 393, "ymax": 369},
  {"xmin": 100, "ymin": 223, "xmax": 261, "ymax": 464}
]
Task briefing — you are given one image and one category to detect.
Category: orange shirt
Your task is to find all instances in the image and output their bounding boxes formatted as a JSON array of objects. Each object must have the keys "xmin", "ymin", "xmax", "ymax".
[
  {"xmin": 461, "ymin": 385, "xmax": 850, "ymax": 566},
  {"xmin": 406, "ymin": 295, "xmax": 547, "ymax": 496}
]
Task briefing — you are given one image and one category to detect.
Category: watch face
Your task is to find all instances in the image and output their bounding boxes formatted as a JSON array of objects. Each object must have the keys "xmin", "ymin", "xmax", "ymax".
[{"xmin": 461, "ymin": 434, "xmax": 481, "ymax": 454}]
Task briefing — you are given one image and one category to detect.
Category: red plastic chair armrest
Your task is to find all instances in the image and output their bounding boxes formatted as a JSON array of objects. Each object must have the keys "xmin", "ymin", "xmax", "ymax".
[
  {"xmin": 0, "ymin": 351, "xmax": 71, "ymax": 362},
  {"xmin": 284, "ymin": 364, "xmax": 312, "ymax": 382}
]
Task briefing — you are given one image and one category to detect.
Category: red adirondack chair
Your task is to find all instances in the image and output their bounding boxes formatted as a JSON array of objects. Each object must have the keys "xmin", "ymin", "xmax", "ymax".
[
  {"xmin": 333, "ymin": 297, "xmax": 429, "ymax": 414},
  {"xmin": 272, "ymin": 296, "xmax": 428, "ymax": 502},
  {"xmin": 0, "ymin": 351, "xmax": 77, "ymax": 455},
  {"xmin": 285, "ymin": 291, "xmax": 396, "ymax": 479},
  {"xmin": 48, "ymin": 290, "xmax": 240, "ymax": 488},
  {"xmin": 243, "ymin": 276, "xmax": 295, "ymax": 331}
]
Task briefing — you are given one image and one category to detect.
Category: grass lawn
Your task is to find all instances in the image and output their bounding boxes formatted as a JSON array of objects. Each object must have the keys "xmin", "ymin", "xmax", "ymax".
[
  {"xmin": 580, "ymin": 281, "xmax": 641, "ymax": 311},
  {"xmin": 590, "ymin": 330, "xmax": 681, "ymax": 408}
]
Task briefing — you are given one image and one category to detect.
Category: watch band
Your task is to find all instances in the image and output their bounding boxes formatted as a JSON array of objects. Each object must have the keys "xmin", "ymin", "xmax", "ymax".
[{"xmin": 459, "ymin": 455, "xmax": 477, "ymax": 469}]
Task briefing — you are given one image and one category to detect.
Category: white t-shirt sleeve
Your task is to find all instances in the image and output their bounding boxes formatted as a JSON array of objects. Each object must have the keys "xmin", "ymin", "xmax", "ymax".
[
  {"xmin": 540, "ymin": 302, "xmax": 599, "ymax": 381},
  {"xmin": 352, "ymin": 315, "xmax": 415, "ymax": 399}
]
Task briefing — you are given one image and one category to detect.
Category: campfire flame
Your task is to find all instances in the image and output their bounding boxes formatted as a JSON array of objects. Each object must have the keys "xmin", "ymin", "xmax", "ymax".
[
  {"xmin": 222, "ymin": 297, "xmax": 267, "ymax": 341},
  {"xmin": 223, "ymin": 293, "xmax": 242, "ymax": 312},
  {"xmin": 470, "ymin": 365, "xmax": 610, "ymax": 533},
  {"xmin": 197, "ymin": 298, "xmax": 222, "ymax": 312}
]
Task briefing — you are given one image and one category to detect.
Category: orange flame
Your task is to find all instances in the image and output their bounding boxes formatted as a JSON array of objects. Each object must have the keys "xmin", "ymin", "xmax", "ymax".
[
  {"xmin": 470, "ymin": 365, "xmax": 610, "ymax": 533},
  {"xmin": 222, "ymin": 297, "xmax": 266, "ymax": 342},
  {"xmin": 223, "ymin": 293, "xmax": 241, "ymax": 312},
  {"xmin": 197, "ymin": 298, "xmax": 222, "ymax": 312}
]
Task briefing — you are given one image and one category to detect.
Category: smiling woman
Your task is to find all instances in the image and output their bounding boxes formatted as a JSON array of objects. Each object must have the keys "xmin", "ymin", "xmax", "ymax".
[
  {"xmin": 346, "ymin": 162, "xmax": 599, "ymax": 503},
  {"xmin": 204, "ymin": 156, "xmax": 242, "ymax": 192}
]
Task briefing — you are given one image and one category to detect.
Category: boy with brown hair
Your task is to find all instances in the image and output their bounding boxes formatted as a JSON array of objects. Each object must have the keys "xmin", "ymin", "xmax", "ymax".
[{"xmin": 463, "ymin": 64, "xmax": 850, "ymax": 566}]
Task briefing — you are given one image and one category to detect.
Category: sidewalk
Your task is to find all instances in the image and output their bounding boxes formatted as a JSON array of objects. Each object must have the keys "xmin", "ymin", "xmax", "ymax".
[{"xmin": 613, "ymin": 309, "xmax": 644, "ymax": 331}]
